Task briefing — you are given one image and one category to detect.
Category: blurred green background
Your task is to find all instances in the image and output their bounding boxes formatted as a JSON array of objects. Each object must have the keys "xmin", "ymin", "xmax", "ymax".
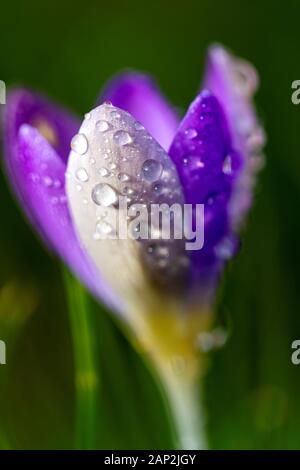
[{"xmin": 0, "ymin": 0, "xmax": 300, "ymax": 450}]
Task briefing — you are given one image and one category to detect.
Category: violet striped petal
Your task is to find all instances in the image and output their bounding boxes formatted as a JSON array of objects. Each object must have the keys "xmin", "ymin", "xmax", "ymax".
[{"xmin": 99, "ymin": 73, "xmax": 179, "ymax": 151}]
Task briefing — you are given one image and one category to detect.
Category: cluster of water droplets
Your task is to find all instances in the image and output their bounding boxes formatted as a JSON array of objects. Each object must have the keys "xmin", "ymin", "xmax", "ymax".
[{"xmin": 68, "ymin": 102, "xmax": 189, "ymax": 286}]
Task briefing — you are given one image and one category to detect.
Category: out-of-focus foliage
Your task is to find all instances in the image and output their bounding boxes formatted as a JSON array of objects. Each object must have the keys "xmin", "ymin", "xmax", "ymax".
[{"xmin": 0, "ymin": 0, "xmax": 300, "ymax": 449}]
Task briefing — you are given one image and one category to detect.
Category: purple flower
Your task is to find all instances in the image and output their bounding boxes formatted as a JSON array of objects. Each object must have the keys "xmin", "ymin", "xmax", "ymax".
[{"xmin": 2, "ymin": 45, "xmax": 265, "ymax": 319}]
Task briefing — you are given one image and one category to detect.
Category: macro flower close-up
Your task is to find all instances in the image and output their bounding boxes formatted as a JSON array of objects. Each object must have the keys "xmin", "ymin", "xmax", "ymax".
[
  {"xmin": 0, "ymin": 0, "xmax": 299, "ymax": 457},
  {"xmin": 2, "ymin": 44, "xmax": 265, "ymax": 450}
]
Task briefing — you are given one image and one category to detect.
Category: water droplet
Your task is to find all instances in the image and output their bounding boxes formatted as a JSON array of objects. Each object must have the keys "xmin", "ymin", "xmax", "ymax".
[
  {"xmin": 152, "ymin": 182, "xmax": 163, "ymax": 194},
  {"xmin": 91, "ymin": 183, "xmax": 118, "ymax": 207},
  {"xmin": 103, "ymin": 100, "xmax": 112, "ymax": 106},
  {"xmin": 98, "ymin": 167, "xmax": 110, "ymax": 177},
  {"xmin": 223, "ymin": 155, "xmax": 232, "ymax": 175},
  {"xmin": 42, "ymin": 176, "xmax": 53, "ymax": 187},
  {"xmin": 110, "ymin": 110, "xmax": 121, "ymax": 119},
  {"xmin": 184, "ymin": 128, "xmax": 198, "ymax": 139},
  {"xmin": 183, "ymin": 155, "xmax": 204, "ymax": 170},
  {"xmin": 118, "ymin": 172, "xmax": 129, "ymax": 182},
  {"xmin": 246, "ymin": 127, "xmax": 265, "ymax": 152},
  {"xmin": 84, "ymin": 112, "xmax": 91, "ymax": 120},
  {"xmin": 148, "ymin": 244, "xmax": 169, "ymax": 258},
  {"xmin": 29, "ymin": 173, "xmax": 40, "ymax": 183},
  {"xmin": 113, "ymin": 130, "xmax": 133, "ymax": 146},
  {"xmin": 122, "ymin": 186, "xmax": 135, "ymax": 196},
  {"xmin": 53, "ymin": 179, "xmax": 62, "ymax": 189},
  {"xmin": 108, "ymin": 162, "xmax": 117, "ymax": 170},
  {"xmin": 89, "ymin": 158, "xmax": 96, "ymax": 165},
  {"xmin": 234, "ymin": 60, "xmax": 258, "ymax": 96},
  {"xmin": 76, "ymin": 167, "xmax": 89, "ymax": 182},
  {"xmin": 142, "ymin": 159, "xmax": 163, "ymax": 182},
  {"xmin": 215, "ymin": 237, "xmax": 235, "ymax": 260},
  {"xmin": 95, "ymin": 220, "xmax": 113, "ymax": 236},
  {"xmin": 71, "ymin": 133, "xmax": 88, "ymax": 155},
  {"xmin": 96, "ymin": 120, "xmax": 110, "ymax": 132},
  {"xmin": 134, "ymin": 121, "xmax": 144, "ymax": 130}
]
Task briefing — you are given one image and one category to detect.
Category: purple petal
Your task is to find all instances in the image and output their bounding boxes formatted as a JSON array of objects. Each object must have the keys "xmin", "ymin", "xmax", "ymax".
[
  {"xmin": 169, "ymin": 91, "xmax": 241, "ymax": 294},
  {"xmin": 3, "ymin": 90, "xmax": 120, "ymax": 311},
  {"xmin": 3, "ymin": 89, "xmax": 80, "ymax": 243},
  {"xmin": 203, "ymin": 45, "xmax": 266, "ymax": 227},
  {"xmin": 4, "ymin": 88, "xmax": 79, "ymax": 164},
  {"xmin": 99, "ymin": 72, "xmax": 179, "ymax": 151}
]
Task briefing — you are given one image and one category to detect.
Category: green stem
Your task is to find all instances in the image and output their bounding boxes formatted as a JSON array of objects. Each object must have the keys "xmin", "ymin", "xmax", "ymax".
[
  {"xmin": 161, "ymin": 368, "xmax": 206, "ymax": 450},
  {"xmin": 148, "ymin": 356, "xmax": 207, "ymax": 450},
  {"xmin": 63, "ymin": 268, "xmax": 98, "ymax": 450}
]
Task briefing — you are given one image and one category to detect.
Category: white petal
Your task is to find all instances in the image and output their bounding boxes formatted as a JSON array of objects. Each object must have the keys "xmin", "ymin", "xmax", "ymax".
[{"xmin": 66, "ymin": 103, "xmax": 188, "ymax": 321}]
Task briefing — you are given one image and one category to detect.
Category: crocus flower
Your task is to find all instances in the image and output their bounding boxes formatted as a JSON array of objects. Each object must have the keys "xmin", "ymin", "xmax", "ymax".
[{"xmin": 2, "ymin": 44, "xmax": 265, "ymax": 449}]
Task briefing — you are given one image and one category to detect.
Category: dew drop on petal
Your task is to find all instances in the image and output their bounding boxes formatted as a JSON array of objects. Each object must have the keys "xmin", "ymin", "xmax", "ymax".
[
  {"xmin": 134, "ymin": 121, "xmax": 144, "ymax": 130},
  {"xmin": 142, "ymin": 159, "xmax": 163, "ymax": 182},
  {"xmin": 113, "ymin": 130, "xmax": 133, "ymax": 146},
  {"xmin": 222, "ymin": 155, "xmax": 232, "ymax": 175},
  {"xmin": 91, "ymin": 183, "xmax": 118, "ymax": 207},
  {"xmin": 53, "ymin": 179, "xmax": 62, "ymax": 189},
  {"xmin": 184, "ymin": 128, "xmax": 198, "ymax": 139},
  {"xmin": 42, "ymin": 176, "xmax": 53, "ymax": 187},
  {"xmin": 76, "ymin": 167, "xmax": 89, "ymax": 182},
  {"xmin": 110, "ymin": 110, "xmax": 121, "ymax": 119},
  {"xmin": 118, "ymin": 172, "xmax": 129, "ymax": 182},
  {"xmin": 71, "ymin": 133, "xmax": 89, "ymax": 155},
  {"xmin": 152, "ymin": 182, "xmax": 163, "ymax": 194},
  {"xmin": 215, "ymin": 237, "xmax": 235, "ymax": 260},
  {"xmin": 95, "ymin": 220, "xmax": 113, "ymax": 236},
  {"xmin": 98, "ymin": 167, "xmax": 110, "ymax": 177},
  {"xmin": 96, "ymin": 120, "xmax": 110, "ymax": 132}
]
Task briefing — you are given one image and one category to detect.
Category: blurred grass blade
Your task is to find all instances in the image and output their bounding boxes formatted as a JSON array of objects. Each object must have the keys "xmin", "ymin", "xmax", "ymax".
[{"xmin": 63, "ymin": 267, "xmax": 99, "ymax": 450}]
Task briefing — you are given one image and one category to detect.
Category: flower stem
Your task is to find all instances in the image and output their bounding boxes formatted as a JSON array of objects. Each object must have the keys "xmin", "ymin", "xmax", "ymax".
[
  {"xmin": 63, "ymin": 268, "xmax": 98, "ymax": 450},
  {"xmin": 147, "ymin": 350, "xmax": 207, "ymax": 450},
  {"xmin": 156, "ymin": 362, "xmax": 206, "ymax": 450},
  {"xmin": 135, "ymin": 305, "xmax": 212, "ymax": 450}
]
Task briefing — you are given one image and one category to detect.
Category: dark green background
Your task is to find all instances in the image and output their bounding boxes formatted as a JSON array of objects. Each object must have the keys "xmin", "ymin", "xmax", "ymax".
[{"xmin": 0, "ymin": 0, "xmax": 300, "ymax": 449}]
